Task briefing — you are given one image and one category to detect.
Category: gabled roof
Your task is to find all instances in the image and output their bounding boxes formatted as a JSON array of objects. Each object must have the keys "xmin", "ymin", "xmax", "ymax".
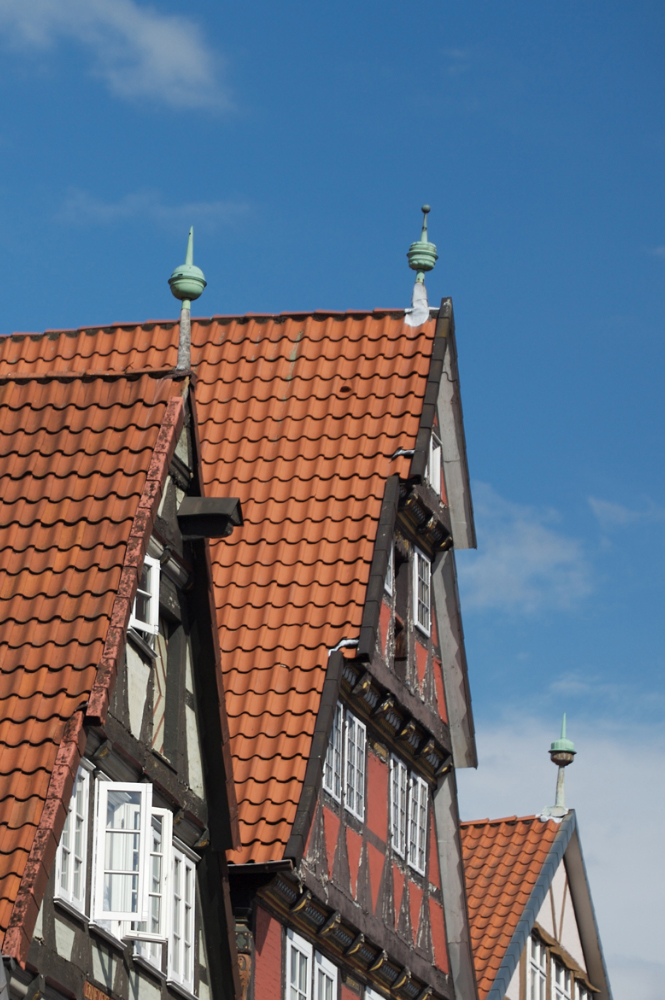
[
  {"xmin": 0, "ymin": 310, "xmax": 442, "ymax": 863},
  {"xmin": 0, "ymin": 371, "xmax": 184, "ymax": 951},
  {"xmin": 461, "ymin": 812, "xmax": 612, "ymax": 1000}
]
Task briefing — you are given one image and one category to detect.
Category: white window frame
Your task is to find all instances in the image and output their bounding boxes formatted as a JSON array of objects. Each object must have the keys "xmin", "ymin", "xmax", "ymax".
[
  {"xmin": 55, "ymin": 760, "xmax": 93, "ymax": 913},
  {"xmin": 527, "ymin": 934, "xmax": 548, "ymax": 1000},
  {"xmin": 313, "ymin": 950, "xmax": 337, "ymax": 1000},
  {"xmin": 427, "ymin": 433, "xmax": 442, "ymax": 497},
  {"xmin": 390, "ymin": 757, "xmax": 408, "ymax": 858},
  {"xmin": 129, "ymin": 554, "xmax": 160, "ymax": 636},
  {"xmin": 92, "ymin": 780, "xmax": 153, "ymax": 923},
  {"xmin": 366, "ymin": 989, "xmax": 388, "ymax": 1000},
  {"xmin": 407, "ymin": 773, "xmax": 428, "ymax": 875},
  {"xmin": 168, "ymin": 840, "xmax": 198, "ymax": 993},
  {"xmin": 322, "ymin": 702, "xmax": 343, "ymax": 802},
  {"xmin": 413, "ymin": 549, "xmax": 431, "ymax": 636},
  {"xmin": 286, "ymin": 928, "xmax": 313, "ymax": 1000},
  {"xmin": 126, "ymin": 807, "xmax": 173, "ymax": 946},
  {"xmin": 384, "ymin": 546, "xmax": 394, "ymax": 596},
  {"xmin": 344, "ymin": 713, "xmax": 366, "ymax": 821},
  {"xmin": 553, "ymin": 958, "xmax": 573, "ymax": 1000}
]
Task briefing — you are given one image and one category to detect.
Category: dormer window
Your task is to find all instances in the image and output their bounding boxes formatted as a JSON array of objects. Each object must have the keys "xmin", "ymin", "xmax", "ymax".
[
  {"xmin": 129, "ymin": 554, "xmax": 160, "ymax": 637},
  {"xmin": 413, "ymin": 549, "xmax": 431, "ymax": 635}
]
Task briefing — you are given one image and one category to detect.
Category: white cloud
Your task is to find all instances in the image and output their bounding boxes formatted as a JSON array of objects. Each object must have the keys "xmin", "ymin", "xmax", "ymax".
[
  {"xmin": 456, "ymin": 483, "xmax": 592, "ymax": 614},
  {"xmin": 588, "ymin": 496, "xmax": 665, "ymax": 531},
  {"xmin": 0, "ymin": 0, "xmax": 227, "ymax": 108},
  {"xmin": 456, "ymin": 714, "xmax": 665, "ymax": 1000},
  {"xmin": 56, "ymin": 188, "xmax": 251, "ymax": 233},
  {"xmin": 649, "ymin": 246, "xmax": 665, "ymax": 258}
]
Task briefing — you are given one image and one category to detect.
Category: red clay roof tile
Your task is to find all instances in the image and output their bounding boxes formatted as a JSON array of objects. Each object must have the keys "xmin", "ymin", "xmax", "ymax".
[
  {"xmin": 461, "ymin": 815, "xmax": 560, "ymax": 1000},
  {"xmin": 0, "ymin": 309, "xmax": 437, "ymax": 865},
  {"xmin": 0, "ymin": 371, "xmax": 179, "ymax": 944}
]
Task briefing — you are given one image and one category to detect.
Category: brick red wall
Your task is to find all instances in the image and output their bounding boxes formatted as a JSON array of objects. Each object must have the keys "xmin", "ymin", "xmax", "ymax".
[{"xmin": 254, "ymin": 906, "xmax": 282, "ymax": 999}]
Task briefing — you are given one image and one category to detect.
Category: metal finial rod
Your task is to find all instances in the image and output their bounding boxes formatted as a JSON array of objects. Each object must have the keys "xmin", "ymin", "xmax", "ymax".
[
  {"xmin": 169, "ymin": 226, "xmax": 207, "ymax": 372},
  {"xmin": 420, "ymin": 205, "xmax": 431, "ymax": 242},
  {"xmin": 561, "ymin": 713, "xmax": 567, "ymax": 739}
]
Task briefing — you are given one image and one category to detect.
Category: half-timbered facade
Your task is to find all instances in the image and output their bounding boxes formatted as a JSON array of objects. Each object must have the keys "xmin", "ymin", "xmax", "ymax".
[
  {"xmin": 0, "ymin": 291, "xmax": 480, "ymax": 1000},
  {"xmin": 461, "ymin": 813, "xmax": 612, "ymax": 1000},
  {"xmin": 0, "ymin": 372, "xmax": 241, "ymax": 1000}
]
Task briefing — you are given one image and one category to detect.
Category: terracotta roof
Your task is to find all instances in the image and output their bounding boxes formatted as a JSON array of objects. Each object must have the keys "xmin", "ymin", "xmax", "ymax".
[
  {"xmin": 0, "ymin": 370, "xmax": 180, "ymax": 946},
  {"xmin": 460, "ymin": 815, "xmax": 560, "ymax": 1000},
  {"xmin": 0, "ymin": 309, "xmax": 438, "ymax": 863}
]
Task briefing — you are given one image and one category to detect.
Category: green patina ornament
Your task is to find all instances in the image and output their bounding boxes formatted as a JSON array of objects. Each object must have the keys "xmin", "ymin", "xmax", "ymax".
[
  {"xmin": 549, "ymin": 713, "xmax": 576, "ymax": 762},
  {"xmin": 168, "ymin": 226, "xmax": 207, "ymax": 307},
  {"xmin": 407, "ymin": 204, "xmax": 438, "ymax": 283}
]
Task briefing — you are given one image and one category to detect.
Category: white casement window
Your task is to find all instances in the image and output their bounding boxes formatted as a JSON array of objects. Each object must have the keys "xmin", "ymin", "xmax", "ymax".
[
  {"xmin": 168, "ymin": 843, "xmax": 197, "ymax": 992},
  {"xmin": 322, "ymin": 702, "xmax": 343, "ymax": 802},
  {"xmin": 390, "ymin": 757, "xmax": 408, "ymax": 857},
  {"xmin": 413, "ymin": 549, "xmax": 431, "ymax": 635},
  {"xmin": 553, "ymin": 960, "xmax": 573, "ymax": 1000},
  {"xmin": 407, "ymin": 774, "xmax": 428, "ymax": 875},
  {"xmin": 344, "ymin": 713, "xmax": 366, "ymax": 821},
  {"xmin": 129, "ymin": 554, "xmax": 160, "ymax": 636},
  {"xmin": 427, "ymin": 433, "xmax": 442, "ymax": 496},
  {"xmin": 384, "ymin": 546, "xmax": 394, "ymax": 596},
  {"xmin": 527, "ymin": 935, "xmax": 548, "ymax": 1000},
  {"xmin": 92, "ymin": 781, "xmax": 153, "ymax": 923},
  {"xmin": 286, "ymin": 930, "xmax": 337, "ymax": 1000},
  {"xmin": 55, "ymin": 762, "xmax": 92, "ymax": 912},
  {"xmin": 314, "ymin": 951, "xmax": 337, "ymax": 1000},
  {"xmin": 323, "ymin": 706, "xmax": 366, "ymax": 820},
  {"xmin": 576, "ymin": 986, "xmax": 592, "ymax": 1000},
  {"xmin": 287, "ymin": 928, "xmax": 313, "ymax": 1000},
  {"xmin": 365, "ymin": 990, "xmax": 386, "ymax": 1000}
]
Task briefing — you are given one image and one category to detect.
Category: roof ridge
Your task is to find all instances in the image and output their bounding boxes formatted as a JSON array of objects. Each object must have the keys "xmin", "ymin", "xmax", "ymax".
[{"xmin": 461, "ymin": 814, "xmax": 539, "ymax": 827}]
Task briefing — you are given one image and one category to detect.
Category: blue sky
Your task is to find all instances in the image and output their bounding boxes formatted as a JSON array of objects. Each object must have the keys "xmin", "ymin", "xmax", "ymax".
[{"xmin": 0, "ymin": 1, "xmax": 663, "ymax": 995}]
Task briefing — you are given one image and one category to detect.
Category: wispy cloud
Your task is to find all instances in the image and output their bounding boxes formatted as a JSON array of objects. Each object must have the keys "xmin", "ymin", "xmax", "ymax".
[
  {"xmin": 443, "ymin": 47, "xmax": 471, "ymax": 77},
  {"xmin": 457, "ymin": 483, "xmax": 592, "ymax": 614},
  {"xmin": 56, "ymin": 188, "xmax": 251, "ymax": 233},
  {"xmin": 649, "ymin": 246, "xmax": 665, "ymax": 258},
  {"xmin": 0, "ymin": 0, "xmax": 227, "ymax": 109},
  {"xmin": 588, "ymin": 496, "xmax": 665, "ymax": 531},
  {"xmin": 456, "ymin": 714, "xmax": 665, "ymax": 1000}
]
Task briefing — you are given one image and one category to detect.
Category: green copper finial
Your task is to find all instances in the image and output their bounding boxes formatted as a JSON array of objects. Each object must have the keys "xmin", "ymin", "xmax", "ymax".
[
  {"xmin": 407, "ymin": 204, "xmax": 438, "ymax": 283},
  {"xmin": 550, "ymin": 713, "xmax": 576, "ymax": 759},
  {"xmin": 169, "ymin": 226, "xmax": 207, "ymax": 309}
]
